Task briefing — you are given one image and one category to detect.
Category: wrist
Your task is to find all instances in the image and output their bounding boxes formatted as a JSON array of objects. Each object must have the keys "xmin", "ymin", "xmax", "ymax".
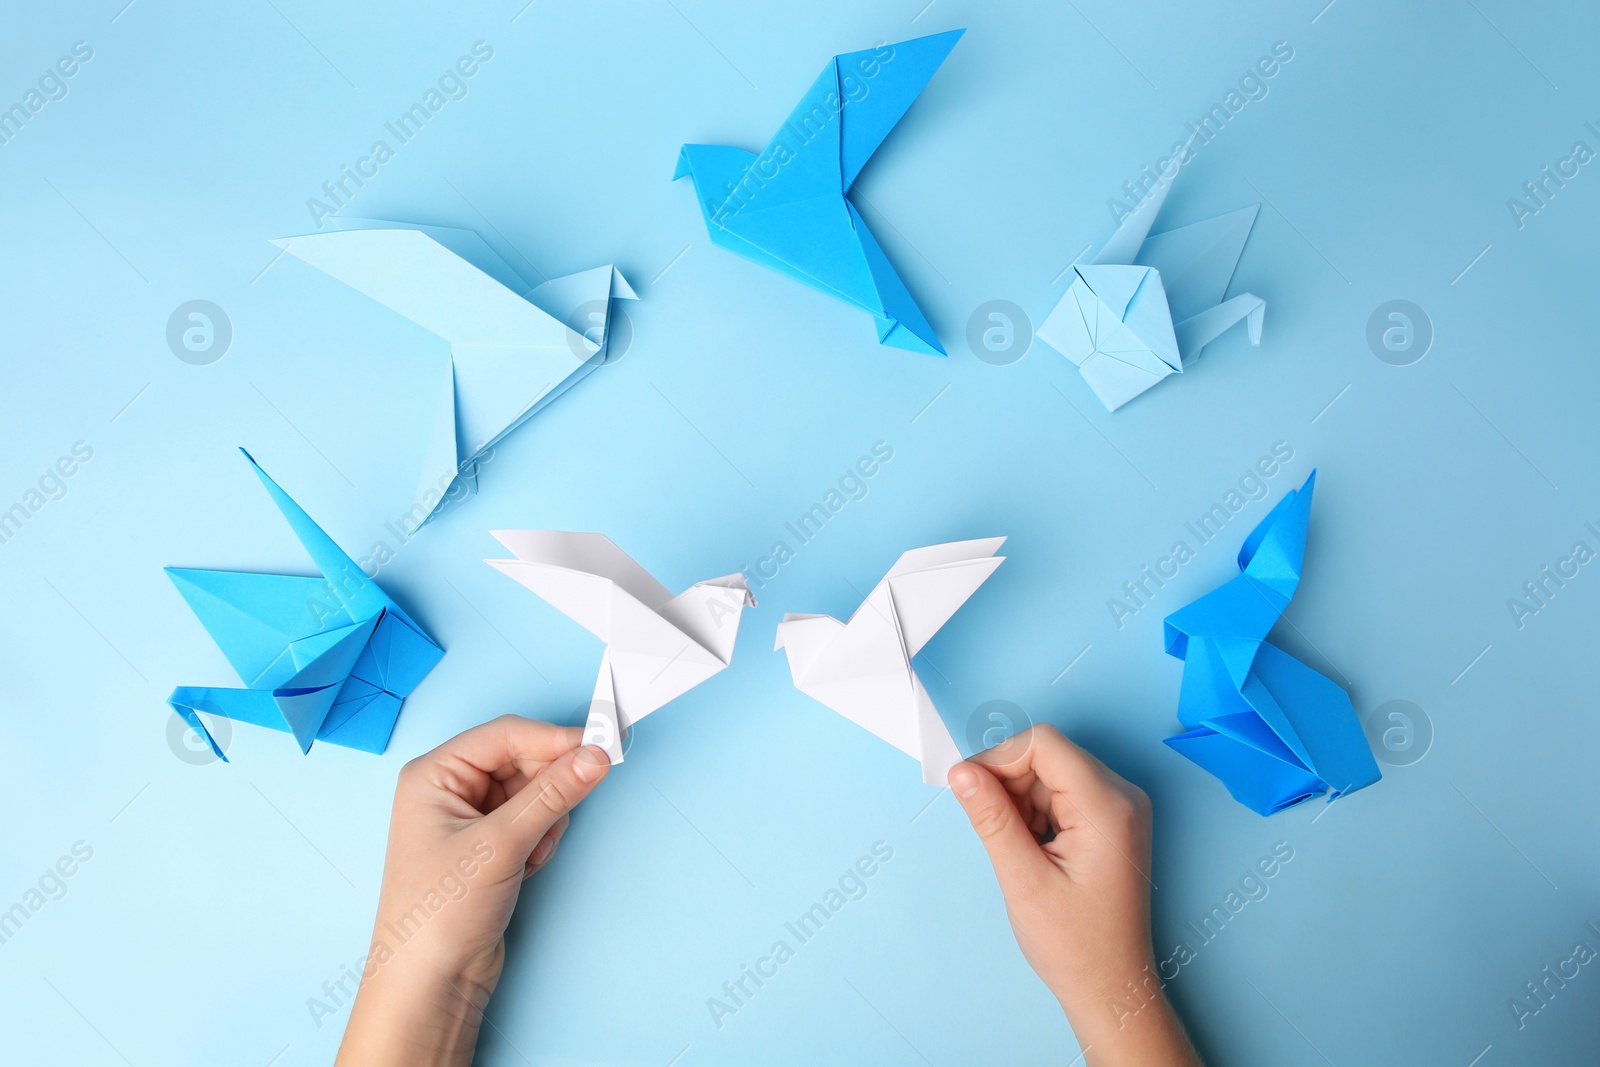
[
  {"xmin": 336, "ymin": 945, "xmax": 501, "ymax": 1067},
  {"xmin": 1056, "ymin": 960, "xmax": 1200, "ymax": 1067}
]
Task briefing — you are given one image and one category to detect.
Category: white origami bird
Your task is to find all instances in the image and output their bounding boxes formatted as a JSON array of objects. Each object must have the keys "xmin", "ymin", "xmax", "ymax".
[
  {"xmin": 486, "ymin": 531, "xmax": 755, "ymax": 763},
  {"xmin": 273, "ymin": 218, "xmax": 637, "ymax": 527},
  {"xmin": 774, "ymin": 538, "xmax": 1005, "ymax": 784}
]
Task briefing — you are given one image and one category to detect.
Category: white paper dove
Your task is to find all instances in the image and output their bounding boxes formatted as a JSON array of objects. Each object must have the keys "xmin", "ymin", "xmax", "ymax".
[
  {"xmin": 774, "ymin": 538, "xmax": 1005, "ymax": 784},
  {"xmin": 486, "ymin": 531, "xmax": 755, "ymax": 763},
  {"xmin": 273, "ymin": 218, "xmax": 638, "ymax": 527}
]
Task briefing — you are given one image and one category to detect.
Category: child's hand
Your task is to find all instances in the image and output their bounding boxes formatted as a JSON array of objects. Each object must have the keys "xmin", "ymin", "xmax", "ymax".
[
  {"xmin": 949, "ymin": 725, "xmax": 1201, "ymax": 1067},
  {"xmin": 337, "ymin": 715, "xmax": 610, "ymax": 1067}
]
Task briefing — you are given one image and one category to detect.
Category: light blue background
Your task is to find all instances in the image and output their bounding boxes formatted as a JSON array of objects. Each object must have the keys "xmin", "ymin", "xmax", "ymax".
[{"xmin": 2, "ymin": 1, "xmax": 1597, "ymax": 1064}]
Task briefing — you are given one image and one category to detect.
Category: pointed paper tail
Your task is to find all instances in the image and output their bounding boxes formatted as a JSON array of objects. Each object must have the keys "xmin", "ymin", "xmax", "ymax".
[
  {"xmin": 583, "ymin": 649, "xmax": 628, "ymax": 764},
  {"xmin": 912, "ymin": 675, "xmax": 961, "ymax": 785},
  {"xmin": 848, "ymin": 201, "xmax": 945, "ymax": 355}
]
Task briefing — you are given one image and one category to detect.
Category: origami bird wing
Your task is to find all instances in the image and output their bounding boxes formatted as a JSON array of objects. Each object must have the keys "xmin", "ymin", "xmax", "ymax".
[
  {"xmin": 673, "ymin": 31, "xmax": 962, "ymax": 356},
  {"xmin": 775, "ymin": 538, "xmax": 1003, "ymax": 783},
  {"xmin": 486, "ymin": 532, "xmax": 753, "ymax": 763},
  {"xmin": 1136, "ymin": 205, "xmax": 1260, "ymax": 322},
  {"xmin": 273, "ymin": 222, "xmax": 631, "ymax": 525},
  {"xmin": 166, "ymin": 452, "xmax": 443, "ymax": 759}
]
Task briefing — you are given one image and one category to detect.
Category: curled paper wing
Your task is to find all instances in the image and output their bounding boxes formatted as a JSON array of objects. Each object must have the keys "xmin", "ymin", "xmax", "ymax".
[{"xmin": 486, "ymin": 531, "xmax": 755, "ymax": 764}]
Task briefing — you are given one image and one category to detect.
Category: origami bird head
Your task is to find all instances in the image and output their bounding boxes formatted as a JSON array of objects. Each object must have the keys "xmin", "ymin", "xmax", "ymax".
[
  {"xmin": 1038, "ymin": 149, "xmax": 1265, "ymax": 411},
  {"xmin": 166, "ymin": 450, "xmax": 444, "ymax": 760},
  {"xmin": 674, "ymin": 30, "xmax": 965, "ymax": 356}
]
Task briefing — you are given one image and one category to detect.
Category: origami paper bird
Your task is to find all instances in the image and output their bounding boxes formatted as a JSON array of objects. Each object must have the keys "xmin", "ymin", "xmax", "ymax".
[
  {"xmin": 273, "ymin": 218, "xmax": 637, "ymax": 526},
  {"xmin": 774, "ymin": 538, "xmax": 1004, "ymax": 784},
  {"xmin": 166, "ymin": 450, "xmax": 444, "ymax": 760},
  {"xmin": 486, "ymin": 531, "xmax": 756, "ymax": 763},
  {"xmin": 1037, "ymin": 155, "xmax": 1266, "ymax": 411},
  {"xmin": 1162, "ymin": 472, "xmax": 1379, "ymax": 814},
  {"xmin": 673, "ymin": 30, "xmax": 964, "ymax": 356}
]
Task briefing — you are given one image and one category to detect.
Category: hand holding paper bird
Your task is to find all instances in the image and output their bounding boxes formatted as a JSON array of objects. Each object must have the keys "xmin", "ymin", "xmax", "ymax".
[
  {"xmin": 273, "ymin": 218, "xmax": 637, "ymax": 526},
  {"xmin": 674, "ymin": 30, "xmax": 964, "ymax": 355},
  {"xmin": 1038, "ymin": 150, "xmax": 1265, "ymax": 411},
  {"xmin": 166, "ymin": 450, "xmax": 444, "ymax": 760},
  {"xmin": 486, "ymin": 531, "xmax": 755, "ymax": 764},
  {"xmin": 775, "ymin": 538, "xmax": 1004, "ymax": 784},
  {"xmin": 1162, "ymin": 472, "xmax": 1380, "ymax": 814}
]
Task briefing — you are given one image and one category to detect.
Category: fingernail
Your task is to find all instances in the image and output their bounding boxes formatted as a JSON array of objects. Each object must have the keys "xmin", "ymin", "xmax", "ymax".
[
  {"xmin": 532, "ymin": 836, "xmax": 555, "ymax": 864},
  {"xmin": 950, "ymin": 765, "xmax": 980, "ymax": 798},
  {"xmin": 573, "ymin": 745, "xmax": 609, "ymax": 783}
]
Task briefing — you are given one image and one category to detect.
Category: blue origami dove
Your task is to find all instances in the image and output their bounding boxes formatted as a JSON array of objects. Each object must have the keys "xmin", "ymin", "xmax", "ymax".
[
  {"xmin": 166, "ymin": 449, "xmax": 444, "ymax": 760},
  {"xmin": 1162, "ymin": 472, "xmax": 1379, "ymax": 815},
  {"xmin": 1038, "ymin": 155, "xmax": 1266, "ymax": 411},
  {"xmin": 673, "ymin": 30, "xmax": 964, "ymax": 355},
  {"xmin": 273, "ymin": 218, "xmax": 637, "ymax": 527}
]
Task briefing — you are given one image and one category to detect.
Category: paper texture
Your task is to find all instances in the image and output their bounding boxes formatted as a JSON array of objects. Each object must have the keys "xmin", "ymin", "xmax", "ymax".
[
  {"xmin": 273, "ymin": 218, "xmax": 637, "ymax": 525},
  {"xmin": 486, "ymin": 531, "xmax": 755, "ymax": 763},
  {"xmin": 1038, "ymin": 150, "xmax": 1265, "ymax": 410},
  {"xmin": 674, "ymin": 30, "xmax": 964, "ymax": 355},
  {"xmin": 774, "ymin": 538, "xmax": 1005, "ymax": 784},
  {"xmin": 1162, "ymin": 472, "xmax": 1380, "ymax": 814},
  {"xmin": 166, "ymin": 449, "xmax": 444, "ymax": 759}
]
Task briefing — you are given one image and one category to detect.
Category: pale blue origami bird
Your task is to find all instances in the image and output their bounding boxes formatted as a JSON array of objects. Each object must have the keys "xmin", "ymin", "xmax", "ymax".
[
  {"xmin": 1162, "ymin": 471, "xmax": 1380, "ymax": 814},
  {"xmin": 673, "ymin": 30, "xmax": 964, "ymax": 356},
  {"xmin": 166, "ymin": 450, "xmax": 444, "ymax": 760},
  {"xmin": 1038, "ymin": 157, "xmax": 1266, "ymax": 410},
  {"xmin": 273, "ymin": 218, "xmax": 636, "ymax": 527}
]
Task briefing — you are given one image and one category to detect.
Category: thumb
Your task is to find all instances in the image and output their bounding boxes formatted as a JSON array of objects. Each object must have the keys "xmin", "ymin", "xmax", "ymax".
[
  {"xmin": 949, "ymin": 761, "xmax": 1053, "ymax": 899},
  {"xmin": 482, "ymin": 745, "xmax": 609, "ymax": 867}
]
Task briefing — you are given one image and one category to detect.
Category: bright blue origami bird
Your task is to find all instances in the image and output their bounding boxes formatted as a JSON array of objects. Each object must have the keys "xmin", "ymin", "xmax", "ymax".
[
  {"xmin": 166, "ymin": 450, "xmax": 444, "ymax": 760},
  {"xmin": 673, "ymin": 30, "xmax": 964, "ymax": 355},
  {"xmin": 1162, "ymin": 472, "xmax": 1380, "ymax": 814}
]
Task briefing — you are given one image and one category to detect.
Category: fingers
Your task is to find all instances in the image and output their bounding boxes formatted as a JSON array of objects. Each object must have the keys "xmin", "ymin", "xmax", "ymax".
[
  {"xmin": 949, "ymin": 760, "xmax": 1055, "ymax": 899},
  {"xmin": 523, "ymin": 815, "xmax": 571, "ymax": 880},
  {"xmin": 421, "ymin": 714, "xmax": 585, "ymax": 776},
  {"xmin": 971, "ymin": 724, "xmax": 1129, "ymax": 824},
  {"xmin": 482, "ymin": 744, "xmax": 609, "ymax": 865},
  {"xmin": 403, "ymin": 716, "xmax": 585, "ymax": 814}
]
